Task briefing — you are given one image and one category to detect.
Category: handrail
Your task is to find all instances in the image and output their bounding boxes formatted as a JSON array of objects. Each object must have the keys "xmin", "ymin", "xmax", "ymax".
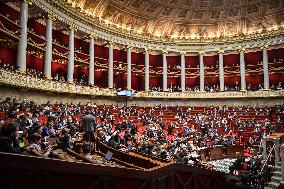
[{"xmin": 259, "ymin": 143, "xmax": 276, "ymax": 175}]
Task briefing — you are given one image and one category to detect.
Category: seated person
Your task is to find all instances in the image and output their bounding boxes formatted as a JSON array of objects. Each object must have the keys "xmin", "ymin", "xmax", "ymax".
[
  {"xmin": 42, "ymin": 122, "xmax": 55, "ymax": 137},
  {"xmin": 27, "ymin": 133, "xmax": 52, "ymax": 157},
  {"xmin": 73, "ymin": 143, "xmax": 84, "ymax": 155},
  {"xmin": 17, "ymin": 115, "xmax": 30, "ymax": 131},
  {"xmin": 0, "ymin": 122, "xmax": 20, "ymax": 154},
  {"xmin": 229, "ymin": 152, "xmax": 245, "ymax": 174},
  {"xmin": 248, "ymin": 156, "xmax": 261, "ymax": 174}
]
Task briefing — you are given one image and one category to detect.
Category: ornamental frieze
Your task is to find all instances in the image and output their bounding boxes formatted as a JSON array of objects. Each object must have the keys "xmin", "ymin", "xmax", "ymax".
[{"xmin": 1, "ymin": 69, "xmax": 283, "ymax": 99}]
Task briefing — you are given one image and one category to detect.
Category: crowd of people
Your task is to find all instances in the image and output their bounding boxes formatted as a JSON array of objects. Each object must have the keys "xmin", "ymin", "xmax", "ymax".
[
  {"xmin": 0, "ymin": 98, "xmax": 282, "ymax": 158},
  {"xmin": 0, "ymin": 98, "xmax": 282, "ymax": 188}
]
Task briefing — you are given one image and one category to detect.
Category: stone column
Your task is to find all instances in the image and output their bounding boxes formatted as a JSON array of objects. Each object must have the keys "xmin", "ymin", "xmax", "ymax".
[
  {"xmin": 162, "ymin": 50, "xmax": 168, "ymax": 91},
  {"xmin": 88, "ymin": 34, "xmax": 95, "ymax": 85},
  {"xmin": 262, "ymin": 46, "xmax": 270, "ymax": 90},
  {"xmin": 218, "ymin": 49, "xmax": 225, "ymax": 91},
  {"xmin": 108, "ymin": 42, "xmax": 114, "ymax": 88},
  {"xmin": 199, "ymin": 52, "xmax": 205, "ymax": 91},
  {"xmin": 16, "ymin": 0, "xmax": 31, "ymax": 73},
  {"xmin": 67, "ymin": 25, "xmax": 75, "ymax": 82},
  {"xmin": 180, "ymin": 52, "xmax": 186, "ymax": 91},
  {"xmin": 127, "ymin": 46, "xmax": 132, "ymax": 90},
  {"xmin": 239, "ymin": 48, "xmax": 246, "ymax": 91},
  {"xmin": 145, "ymin": 49, "xmax": 150, "ymax": 91},
  {"xmin": 43, "ymin": 14, "xmax": 55, "ymax": 79}
]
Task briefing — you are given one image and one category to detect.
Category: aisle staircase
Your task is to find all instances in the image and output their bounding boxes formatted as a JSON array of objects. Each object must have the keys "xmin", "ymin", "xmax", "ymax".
[{"xmin": 265, "ymin": 162, "xmax": 282, "ymax": 189}]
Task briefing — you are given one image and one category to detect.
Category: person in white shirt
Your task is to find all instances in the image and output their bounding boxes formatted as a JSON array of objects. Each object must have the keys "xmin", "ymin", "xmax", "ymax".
[{"xmin": 27, "ymin": 133, "xmax": 52, "ymax": 157}]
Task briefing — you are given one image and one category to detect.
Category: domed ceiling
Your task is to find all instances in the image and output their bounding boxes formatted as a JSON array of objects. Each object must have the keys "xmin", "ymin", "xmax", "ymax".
[{"xmin": 64, "ymin": 0, "xmax": 284, "ymax": 40}]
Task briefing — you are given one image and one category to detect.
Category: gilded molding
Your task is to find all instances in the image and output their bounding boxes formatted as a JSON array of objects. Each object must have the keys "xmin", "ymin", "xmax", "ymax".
[
  {"xmin": 161, "ymin": 49, "xmax": 168, "ymax": 55},
  {"xmin": 218, "ymin": 49, "xmax": 224, "ymax": 54},
  {"xmin": 135, "ymin": 90, "xmax": 284, "ymax": 99},
  {"xmin": 24, "ymin": 0, "xmax": 33, "ymax": 5},
  {"xmin": 0, "ymin": 69, "xmax": 116, "ymax": 97},
  {"xmin": 1, "ymin": 69, "xmax": 283, "ymax": 99},
  {"xmin": 69, "ymin": 24, "xmax": 77, "ymax": 32},
  {"xmin": 198, "ymin": 51, "xmax": 205, "ymax": 55},
  {"xmin": 47, "ymin": 13, "xmax": 57, "ymax": 21}
]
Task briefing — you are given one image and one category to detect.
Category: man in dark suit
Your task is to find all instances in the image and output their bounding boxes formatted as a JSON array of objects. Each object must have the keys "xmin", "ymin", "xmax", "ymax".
[
  {"xmin": 230, "ymin": 152, "xmax": 245, "ymax": 173},
  {"xmin": 248, "ymin": 156, "xmax": 261, "ymax": 174},
  {"xmin": 81, "ymin": 114, "xmax": 96, "ymax": 142},
  {"xmin": 0, "ymin": 122, "xmax": 20, "ymax": 154}
]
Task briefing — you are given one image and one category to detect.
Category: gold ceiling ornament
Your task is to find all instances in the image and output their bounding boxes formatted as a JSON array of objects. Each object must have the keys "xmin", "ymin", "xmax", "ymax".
[
  {"xmin": 198, "ymin": 51, "xmax": 205, "ymax": 55},
  {"xmin": 143, "ymin": 46, "xmax": 152, "ymax": 53},
  {"xmin": 69, "ymin": 23, "xmax": 78, "ymax": 32},
  {"xmin": 161, "ymin": 49, "xmax": 168, "ymax": 55},
  {"xmin": 179, "ymin": 51, "xmax": 187, "ymax": 55},
  {"xmin": 260, "ymin": 43, "xmax": 270, "ymax": 50},
  {"xmin": 238, "ymin": 46, "xmax": 246, "ymax": 53},
  {"xmin": 24, "ymin": 0, "xmax": 33, "ymax": 5},
  {"xmin": 126, "ymin": 43, "xmax": 133, "ymax": 49},
  {"xmin": 47, "ymin": 13, "xmax": 57, "ymax": 21},
  {"xmin": 106, "ymin": 38, "xmax": 115, "ymax": 46},
  {"xmin": 89, "ymin": 32, "xmax": 98, "ymax": 40},
  {"xmin": 218, "ymin": 49, "xmax": 225, "ymax": 54}
]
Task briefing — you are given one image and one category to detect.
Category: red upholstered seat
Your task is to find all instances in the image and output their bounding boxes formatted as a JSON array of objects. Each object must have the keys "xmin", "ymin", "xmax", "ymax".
[
  {"xmin": 38, "ymin": 116, "xmax": 48, "ymax": 124},
  {"xmin": 16, "ymin": 111, "xmax": 27, "ymax": 115},
  {"xmin": 0, "ymin": 112, "xmax": 5, "ymax": 118}
]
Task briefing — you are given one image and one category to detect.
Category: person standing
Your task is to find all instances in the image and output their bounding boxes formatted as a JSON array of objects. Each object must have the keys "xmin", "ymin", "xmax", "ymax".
[{"xmin": 81, "ymin": 114, "xmax": 96, "ymax": 142}]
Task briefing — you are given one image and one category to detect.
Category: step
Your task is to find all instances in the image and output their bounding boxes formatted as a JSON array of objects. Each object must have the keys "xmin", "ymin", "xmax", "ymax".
[
  {"xmin": 267, "ymin": 181, "xmax": 280, "ymax": 189},
  {"xmin": 273, "ymin": 171, "xmax": 282, "ymax": 177},
  {"xmin": 275, "ymin": 166, "xmax": 281, "ymax": 172},
  {"xmin": 271, "ymin": 175, "xmax": 282, "ymax": 183}
]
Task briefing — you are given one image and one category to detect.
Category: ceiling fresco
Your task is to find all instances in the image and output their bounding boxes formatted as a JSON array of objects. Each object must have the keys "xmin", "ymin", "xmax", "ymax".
[{"xmin": 64, "ymin": 0, "xmax": 284, "ymax": 39}]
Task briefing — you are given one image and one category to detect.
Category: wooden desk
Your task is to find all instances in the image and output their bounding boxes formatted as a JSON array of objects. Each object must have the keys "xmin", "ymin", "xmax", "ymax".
[
  {"xmin": 267, "ymin": 133, "xmax": 284, "ymax": 140},
  {"xmin": 199, "ymin": 145, "xmax": 244, "ymax": 161}
]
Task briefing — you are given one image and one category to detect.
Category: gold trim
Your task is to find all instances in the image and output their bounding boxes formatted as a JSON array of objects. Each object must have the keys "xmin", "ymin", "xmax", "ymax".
[
  {"xmin": 24, "ymin": 0, "xmax": 33, "ymax": 5},
  {"xmin": 218, "ymin": 49, "xmax": 225, "ymax": 54},
  {"xmin": 179, "ymin": 51, "xmax": 187, "ymax": 55},
  {"xmin": 16, "ymin": 69, "xmax": 26, "ymax": 74},
  {"xmin": 161, "ymin": 49, "xmax": 168, "ymax": 55},
  {"xmin": 67, "ymin": 79, "xmax": 74, "ymax": 83},
  {"xmin": 44, "ymin": 76, "xmax": 53, "ymax": 80},
  {"xmin": 69, "ymin": 24, "xmax": 77, "ymax": 32},
  {"xmin": 89, "ymin": 33, "xmax": 98, "ymax": 40},
  {"xmin": 47, "ymin": 13, "xmax": 57, "ymax": 21},
  {"xmin": 1, "ymin": 69, "xmax": 284, "ymax": 99},
  {"xmin": 199, "ymin": 51, "xmax": 205, "ymax": 55}
]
